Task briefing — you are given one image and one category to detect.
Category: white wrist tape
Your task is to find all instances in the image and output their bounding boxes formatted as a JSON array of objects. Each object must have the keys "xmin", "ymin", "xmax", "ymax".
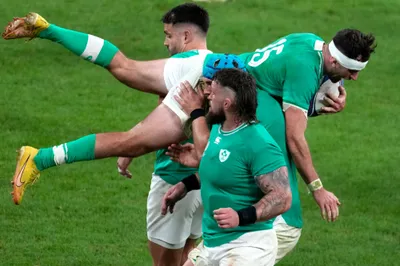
[{"xmin": 308, "ymin": 178, "xmax": 323, "ymax": 192}]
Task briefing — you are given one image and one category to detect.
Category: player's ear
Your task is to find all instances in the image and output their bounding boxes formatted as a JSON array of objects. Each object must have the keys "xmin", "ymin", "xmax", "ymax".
[
  {"xmin": 223, "ymin": 98, "xmax": 232, "ymax": 110},
  {"xmin": 329, "ymin": 56, "xmax": 339, "ymax": 68},
  {"xmin": 184, "ymin": 30, "xmax": 193, "ymax": 44}
]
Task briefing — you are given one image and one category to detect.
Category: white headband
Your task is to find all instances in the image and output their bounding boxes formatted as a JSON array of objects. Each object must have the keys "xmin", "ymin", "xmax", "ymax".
[{"xmin": 328, "ymin": 41, "xmax": 368, "ymax": 71}]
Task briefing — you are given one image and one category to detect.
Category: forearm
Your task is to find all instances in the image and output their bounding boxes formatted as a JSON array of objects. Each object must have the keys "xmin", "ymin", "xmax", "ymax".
[
  {"xmin": 253, "ymin": 188, "xmax": 292, "ymax": 222},
  {"xmin": 237, "ymin": 167, "xmax": 291, "ymax": 225},
  {"xmin": 192, "ymin": 116, "xmax": 210, "ymax": 160},
  {"xmin": 287, "ymin": 134, "xmax": 320, "ymax": 185}
]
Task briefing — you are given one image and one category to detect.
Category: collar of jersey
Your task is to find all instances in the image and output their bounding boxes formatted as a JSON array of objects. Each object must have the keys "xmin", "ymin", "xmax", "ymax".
[{"xmin": 218, "ymin": 123, "xmax": 248, "ymax": 136}]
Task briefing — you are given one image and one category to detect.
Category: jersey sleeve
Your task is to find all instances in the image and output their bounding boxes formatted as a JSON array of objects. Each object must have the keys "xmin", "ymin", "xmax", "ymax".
[
  {"xmin": 249, "ymin": 137, "xmax": 287, "ymax": 177},
  {"xmin": 282, "ymin": 58, "xmax": 321, "ymax": 113}
]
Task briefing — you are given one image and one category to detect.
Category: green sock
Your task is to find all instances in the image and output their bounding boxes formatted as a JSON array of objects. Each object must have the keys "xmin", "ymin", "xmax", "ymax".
[
  {"xmin": 34, "ymin": 134, "xmax": 96, "ymax": 171},
  {"xmin": 38, "ymin": 24, "xmax": 119, "ymax": 67}
]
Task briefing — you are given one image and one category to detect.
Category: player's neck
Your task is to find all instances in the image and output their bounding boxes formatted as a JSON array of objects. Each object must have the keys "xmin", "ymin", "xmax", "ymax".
[
  {"xmin": 222, "ymin": 114, "xmax": 244, "ymax": 131},
  {"xmin": 185, "ymin": 39, "xmax": 207, "ymax": 51}
]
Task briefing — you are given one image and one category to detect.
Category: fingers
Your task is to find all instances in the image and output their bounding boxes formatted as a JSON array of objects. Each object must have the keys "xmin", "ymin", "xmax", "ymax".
[
  {"xmin": 319, "ymin": 106, "xmax": 336, "ymax": 114},
  {"xmin": 338, "ymin": 85, "xmax": 347, "ymax": 98},
  {"xmin": 324, "ymin": 94, "xmax": 338, "ymax": 105},
  {"xmin": 326, "ymin": 204, "xmax": 332, "ymax": 222},
  {"xmin": 165, "ymin": 153, "xmax": 179, "ymax": 163},
  {"xmin": 321, "ymin": 206, "xmax": 327, "ymax": 221},
  {"xmin": 161, "ymin": 191, "xmax": 170, "ymax": 215},
  {"xmin": 117, "ymin": 160, "xmax": 132, "ymax": 178},
  {"xmin": 213, "ymin": 208, "xmax": 228, "ymax": 215},
  {"xmin": 324, "ymin": 94, "xmax": 342, "ymax": 112},
  {"xmin": 174, "ymin": 82, "xmax": 194, "ymax": 112},
  {"xmin": 165, "ymin": 147, "xmax": 181, "ymax": 163},
  {"xmin": 117, "ymin": 167, "xmax": 132, "ymax": 178},
  {"xmin": 181, "ymin": 143, "xmax": 195, "ymax": 150},
  {"xmin": 174, "ymin": 94, "xmax": 184, "ymax": 107},
  {"xmin": 213, "ymin": 208, "xmax": 235, "ymax": 228},
  {"xmin": 165, "ymin": 150, "xmax": 175, "ymax": 158},
  {"xmin": 161, "ymin": 200, "xmax": 168, "ymax": 215},
  {"xmin": 117, "ymin": 157, "xmax": 133, "ymax": 178},
  {"xmin": 213, "ymin": 212, "xmax": 230, "ymax": 221},
  {"xmin": 322, "ymin": 86, "xmax": 346, "ymax": 113},
  {"xmin": 161, "ymin": 190, "xmax": 176, "ymax": 215},
  {"xmin": 330, "ymin": 194, "xmax": 340, "ymax": 221},
  {"xmin": 168, "ymin": 144, "xmax": 181, "ymax": 152},
  {"xmin": 177, "ymin": 81, "xmax": 194, "ymax": 100},
  {"xmin": 217, "ymin": 221, "xmax": 234, "ymax": 229},
  {"xmin": 324, "ymin": 198, "xmax": 340, "ymax": 222},
  {"xmin": 166, "ymin": 144, "xmax": 182, "ymax": 155},
  {"xmin": 169, "ymin": 203, "xmax": 175, "ymax": 214},
  {"xmin": 326, "ymin": 202, "xmax": 339, "ymax": 222},
  {"xmin": 331, "ymin": 204, "xmax": 338, "ymax": 222},
  {"xmin": 177, "ymin": 81, "xmax": 199, "ymax": 99},
  {"xmin": 332, "ymin": 196, "xmax": 341, "ymax": 221},
  {"xmin": 161, "ymin": 201, "xmax": 175, "ymax": 215},
  {"xmin": 180, "ymin": 81, "xmax": 191, "ymax": 94},
  {"xmin": 213, "ymin": 208, "xmax": 229, "ymax": 221},
  {"xmin": 214, "ymin": 214, "xmax": 234, "ymax": 229}
]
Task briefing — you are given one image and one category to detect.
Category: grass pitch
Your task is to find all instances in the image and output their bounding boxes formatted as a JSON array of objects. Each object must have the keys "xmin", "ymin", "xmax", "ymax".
[{"xmin": 1, "ymin": 0, "xmax": 399, "ymax": 265}]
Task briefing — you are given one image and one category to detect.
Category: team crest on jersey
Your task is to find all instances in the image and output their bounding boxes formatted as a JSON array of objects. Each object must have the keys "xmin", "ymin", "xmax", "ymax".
[{"xmin": 219, "ymin": 149, "xmax": 230, "ymax": 162}]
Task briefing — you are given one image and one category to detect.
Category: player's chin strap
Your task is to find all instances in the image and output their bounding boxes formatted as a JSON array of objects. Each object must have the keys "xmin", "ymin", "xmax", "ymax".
[{"xmin": 328, "ymin": 41, "xmax": 368, "ymax": 71}]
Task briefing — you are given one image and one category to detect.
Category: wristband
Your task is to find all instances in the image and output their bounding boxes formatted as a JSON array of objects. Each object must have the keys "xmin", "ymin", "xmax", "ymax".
[
  {"xmin": 181, "ymin": 174, "xmax": 200, "ymax": 192},
  {"xmin": 190, "ymin": 108, "xmax": 205, "ymax": 121},
  {"xmin": 307, "ymin": 178, "xmax": 323, "ymax": 192},
  {"xmin": 237, "ymin": 206, "xmax": 257, "ymax": 226}
]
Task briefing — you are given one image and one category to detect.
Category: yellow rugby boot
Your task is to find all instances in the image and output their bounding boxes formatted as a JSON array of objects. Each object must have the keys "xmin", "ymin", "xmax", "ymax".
[
  {"xmin": 11, "ymin": 146, "xmax": 41, "ymax": 205},
  {"xmin": 2, "ymin": 12, "xmax": 49, "ymax": 40}
]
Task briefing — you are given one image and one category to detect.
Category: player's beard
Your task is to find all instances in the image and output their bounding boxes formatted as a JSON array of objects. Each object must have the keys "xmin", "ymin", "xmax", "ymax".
[{"xmin": 206, "ymin": 110, "xmax": 226, "ymax": 125}]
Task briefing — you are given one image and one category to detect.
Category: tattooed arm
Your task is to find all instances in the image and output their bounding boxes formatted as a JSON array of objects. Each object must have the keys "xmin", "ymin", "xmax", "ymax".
[
  {"xmin": 213, "ymin": 166, "xmax": 292, "ymax": 228},
  {"xmin": 253, "ymin": 166, "xmax": 292, "ymax": 222}
]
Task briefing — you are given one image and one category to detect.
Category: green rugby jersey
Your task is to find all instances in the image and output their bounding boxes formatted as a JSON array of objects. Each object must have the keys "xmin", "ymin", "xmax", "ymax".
[
  {"xmin": 199, "ymin": 123, "xmax": 286, "ymax": 247},
  {"xmin": 239, "ymin": 33, "xmax": 325, "ymax": 113},
  {"xmin": 256, "ymin": 90, "xmax": 302, "ymax": 228}
]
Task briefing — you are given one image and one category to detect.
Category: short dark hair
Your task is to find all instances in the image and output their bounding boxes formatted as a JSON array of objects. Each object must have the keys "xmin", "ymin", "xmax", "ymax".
[
  {"xmin": 333, "ymin": 29, "xmax": 377, "ymax": 62},
  {"xmin": 161, "ymin": 3, "xmax": 209, "ymax": 34},
  {"xmin": 213, "ymin": 68, "xmax": 258, "ymax": 124}
]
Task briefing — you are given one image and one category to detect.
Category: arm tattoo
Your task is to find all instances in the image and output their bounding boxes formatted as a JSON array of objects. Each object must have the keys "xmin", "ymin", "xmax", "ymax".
[{"xmin": 253, "ymin": 166, "xmax": 292, "ymax": 222}]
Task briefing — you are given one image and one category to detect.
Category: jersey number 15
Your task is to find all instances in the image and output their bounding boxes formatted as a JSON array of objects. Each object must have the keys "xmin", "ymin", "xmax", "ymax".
[{"xmin": 248, "ymin": 38, "xmax": 287, "ymax": 67}]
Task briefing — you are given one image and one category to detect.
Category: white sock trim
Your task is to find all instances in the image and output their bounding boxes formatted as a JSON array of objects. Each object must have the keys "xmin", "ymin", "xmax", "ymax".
[
  {"xmin": 53, "ymin": 144, "xmax": 66, "ymax": 165},
  {"xmin": 81, "ymin": 34, "xmax": 104, "ymax": 62}
]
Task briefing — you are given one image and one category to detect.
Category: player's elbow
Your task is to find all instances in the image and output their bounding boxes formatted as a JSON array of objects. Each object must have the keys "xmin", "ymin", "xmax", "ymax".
[{"xmin": 107, "ymin": 51, "xmax": 130, "ymax": 70}]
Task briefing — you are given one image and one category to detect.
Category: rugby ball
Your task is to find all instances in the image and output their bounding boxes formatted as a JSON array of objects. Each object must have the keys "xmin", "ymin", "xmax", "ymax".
[{"xmin": 308, "ymin": 76, "xmax": 344, "ymax": 117}]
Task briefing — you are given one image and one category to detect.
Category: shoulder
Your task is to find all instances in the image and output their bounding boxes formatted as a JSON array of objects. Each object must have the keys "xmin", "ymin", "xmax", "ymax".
[{"xmin": 240, "ymin": 123, "xmax": 281, "ymax": 152}]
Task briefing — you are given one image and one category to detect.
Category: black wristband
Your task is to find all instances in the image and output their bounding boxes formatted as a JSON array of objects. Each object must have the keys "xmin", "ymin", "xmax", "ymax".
[
  {"xmin": 181, "ymin": 174, "xmax": 200, "ymax": 192},
  {"xmin": 237, "ymin": 206, "xmax": 257, "ymax": 226},
  {"xmin": 190, "ymin": 108, "xmax": 206, "ymax": 121}
]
